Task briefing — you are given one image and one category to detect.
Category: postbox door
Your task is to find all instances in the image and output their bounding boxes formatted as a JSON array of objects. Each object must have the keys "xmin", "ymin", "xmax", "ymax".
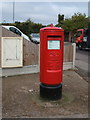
[{"xmin": 41, "ymin": 31, "xmax": 64, "ymax": 85}]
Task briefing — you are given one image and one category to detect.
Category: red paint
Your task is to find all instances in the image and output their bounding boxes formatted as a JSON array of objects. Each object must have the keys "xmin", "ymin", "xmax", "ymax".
[{"xmin": 40, "ymin": 25, "xmax": 64, "ymax": 85}]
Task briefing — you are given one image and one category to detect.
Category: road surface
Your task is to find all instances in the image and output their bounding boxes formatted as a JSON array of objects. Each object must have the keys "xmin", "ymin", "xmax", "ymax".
[{"xmin": 75, "ymin": 48, "xmax": 90, "ymax": 81}]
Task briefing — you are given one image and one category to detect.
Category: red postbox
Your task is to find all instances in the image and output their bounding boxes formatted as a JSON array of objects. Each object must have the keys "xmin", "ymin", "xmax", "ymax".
[{"xmin": 40, "ymin": 24, "xmax": 64, "ymax": 100}]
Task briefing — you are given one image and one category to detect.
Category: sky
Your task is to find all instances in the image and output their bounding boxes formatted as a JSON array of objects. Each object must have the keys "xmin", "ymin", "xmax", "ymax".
[{"xmin": 1, "ymin": 1, "xmax": 89, "ymax": 25}]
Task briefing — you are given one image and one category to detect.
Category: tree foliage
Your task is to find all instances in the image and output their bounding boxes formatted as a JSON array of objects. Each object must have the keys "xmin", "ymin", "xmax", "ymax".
[
  {"xmin": 2, "ymin": 18, "xmax": 43, "ymax": 37},
  {"xmin": 1, "ymin": 13, "xmax": 89, "ymax": 36},
  {"xmin": 61, "ymin": 13, "xmax": 89, "ymax": 31},
  {"xmin": 56, "ymin": 14, "xmax": 64, "ymax": 27},
  {"xmin": 15, "ymin": 18, "xmax": 43, "ymax": 36},
  {"xmin": 58, "ymin": 14, "xmax": 64, "ymax": 26}
]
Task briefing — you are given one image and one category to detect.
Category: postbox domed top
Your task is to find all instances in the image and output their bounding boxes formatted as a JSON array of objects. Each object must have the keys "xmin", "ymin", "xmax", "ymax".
[{"xmin": 40, "ymin": 24, "xmax": 64, "ymax": 31}]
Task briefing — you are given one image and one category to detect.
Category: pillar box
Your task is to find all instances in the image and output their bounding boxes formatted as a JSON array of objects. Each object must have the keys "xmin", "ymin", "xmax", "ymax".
[{"xmin": 40, "ymin": 24, "xmax": 64, "ymax": 100}]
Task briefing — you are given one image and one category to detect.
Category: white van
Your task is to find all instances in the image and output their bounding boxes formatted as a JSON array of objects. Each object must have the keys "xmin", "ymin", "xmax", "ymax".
[{"xmin": 2, "ymin": 25, "xmax": 30, "ymax": 41}]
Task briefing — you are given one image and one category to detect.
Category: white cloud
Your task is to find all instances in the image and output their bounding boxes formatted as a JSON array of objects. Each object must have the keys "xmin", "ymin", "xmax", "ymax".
[
  {"xmin": 2, "ymin": 0, "xmax": 90, "ymax": 2},
  {"xmin": 50, "ymin": 4, "xmax": 78, "ymax": 17},
  {"xmin": 1, "ymin": 2, "xmax": 88, "ymax": 24},
  {"xmin": 0, "ymin": 2, "xmax": 2, "ymax": 22}
]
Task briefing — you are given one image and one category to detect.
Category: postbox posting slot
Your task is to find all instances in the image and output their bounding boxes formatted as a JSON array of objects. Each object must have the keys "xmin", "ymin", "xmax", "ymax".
[{"xmin": 47, "ymin": 35, "xmax": 61, "ymax": 38}]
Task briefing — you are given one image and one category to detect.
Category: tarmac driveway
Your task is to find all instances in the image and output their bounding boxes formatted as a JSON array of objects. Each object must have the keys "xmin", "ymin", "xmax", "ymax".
[{"xmin": 2, "ymin": 70, "xmax": 88, "ymax": 118}]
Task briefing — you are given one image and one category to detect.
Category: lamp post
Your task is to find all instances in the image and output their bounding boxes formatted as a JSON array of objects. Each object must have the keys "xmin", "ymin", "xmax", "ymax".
[{"xmin": 13, "ymin": 0, "xmax": 15, "ymax": 23}]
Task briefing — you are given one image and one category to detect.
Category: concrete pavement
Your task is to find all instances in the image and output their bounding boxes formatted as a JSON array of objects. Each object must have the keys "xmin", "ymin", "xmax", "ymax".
[{"xmin": 2, "ymin": 70, "xmax": 88, "ymax": 118}]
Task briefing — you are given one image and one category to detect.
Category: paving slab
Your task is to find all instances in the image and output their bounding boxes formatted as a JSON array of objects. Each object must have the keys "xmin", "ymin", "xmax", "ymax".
[{"xmin": 2, "ymin": 70, "xmax": 88, "ymax": 118}]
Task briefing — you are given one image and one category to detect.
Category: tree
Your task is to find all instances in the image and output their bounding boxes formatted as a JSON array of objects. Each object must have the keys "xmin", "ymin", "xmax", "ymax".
[
  {"xmin": 14, "ymin": 18, "xmax": 43, "ymax": 36},
  {"xmin": 62, "ymin": 13, "xmax": 89, "ymax": 31},
  {"xmin": 2, "ymin": 18, "xmax": 43, "ymax": 37},
  {"xmin": 56, "ymin": 14, "xmax": 64, "ymax": 27}
]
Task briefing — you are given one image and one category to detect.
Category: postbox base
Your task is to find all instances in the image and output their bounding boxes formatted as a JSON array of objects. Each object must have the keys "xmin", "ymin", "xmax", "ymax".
[{"xmin": 40, "ymin": 83, "xmax": 62, "ymax": 100}]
